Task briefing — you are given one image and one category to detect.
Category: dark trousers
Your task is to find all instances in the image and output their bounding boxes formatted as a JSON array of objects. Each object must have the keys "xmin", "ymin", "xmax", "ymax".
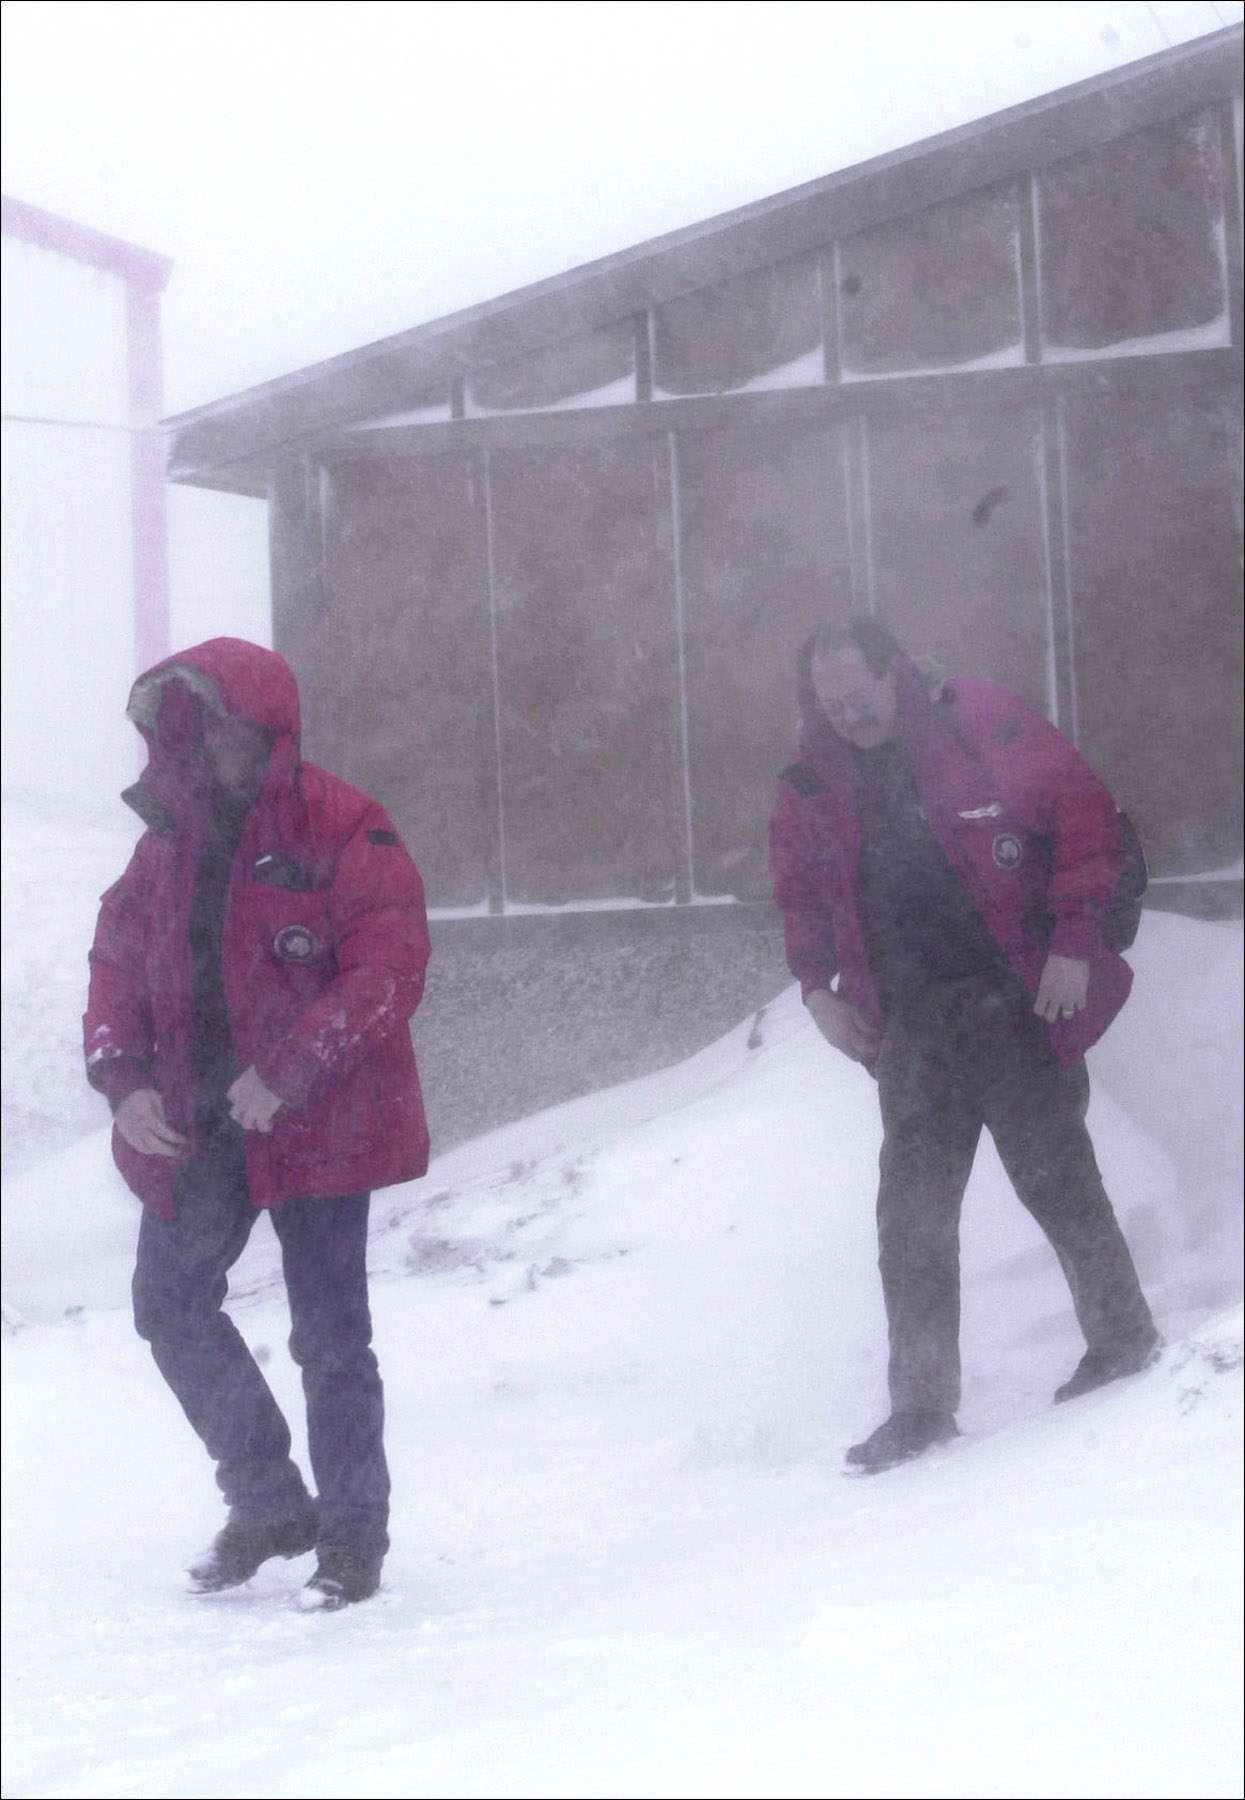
[
  {"xmin": 132, "ymin": 1129, "xmax": 390, "ymax": 1560},
  {"xmin": 874, "ymin": 969, "xmax": 1155, "ymax": 1416}
]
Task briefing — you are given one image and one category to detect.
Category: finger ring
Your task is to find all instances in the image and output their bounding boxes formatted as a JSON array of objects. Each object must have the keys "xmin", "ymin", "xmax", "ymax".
[{"xmin": 1062, "ymin": 1006, "xmax": 1074, "ymax": 1018}]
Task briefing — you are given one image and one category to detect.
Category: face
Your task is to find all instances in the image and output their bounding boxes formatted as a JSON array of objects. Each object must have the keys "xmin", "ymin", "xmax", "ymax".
[
  {"xmin": 812, "ymin": 643, "xmax": 899, "ymax": 749},
  {"xmin": 201, "ymin": 708, "xmax": 271, "ymax": 799}
]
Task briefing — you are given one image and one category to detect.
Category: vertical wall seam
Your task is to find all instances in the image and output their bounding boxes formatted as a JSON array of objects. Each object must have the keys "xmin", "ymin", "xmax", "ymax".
[
  {"xmin": 830, "ymin": 242, "xmax": 848, "ymax": 382},
  {"xmin": 859, "ymin": 413, "xmax": 876, "ymax": 614},
  {"xmin": 820, "ymin": 248, "xmax": 842, "ymax": 385},
  {"xmin": 1218, "ymin": 99, "xmax": 1244, "ymax": 346},
  {"xmin": 667, "ymin": 431, "xmax": 696, "ymax": 901},
  {"xmin": 316, "ymin": 459, "xmax": 330, "ymax": 569},
  {"xmin": 635, "ymin": 309, "xmax": 653, "ymax": 402},
  {"xmin": 1053, "ymin": 392, "xmax": 1081, "ymax": 747},
  {"xmin": 842, "ymin": 426, "xmax": 858, "ymax": 609},
  {"xmin": 125, "ymin": 282, "xmax": 168, "ymax": 674},
  {"xmin": 1019, "ymin": 171, "xmax": 1043, "ymax": 366},
  {"xmin": 482, "ymin": 449, "xmax": 509, "ymax": 910},
  {"xmin": 313, "ymin": 457, "xmax": 338, "ymax": 760},
  {"xmin": 1034, "ymin": 403, "xmax": 1060, "ymax": 724}
]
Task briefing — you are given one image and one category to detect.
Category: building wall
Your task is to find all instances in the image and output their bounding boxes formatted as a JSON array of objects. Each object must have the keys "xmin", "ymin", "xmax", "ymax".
[
  {"xmin": 1, "ymin": 209, "xmax": 171, "ymax": 817},
  {"xmin": 271, "ymin": 99, "xmax": 1242, "ymax": 918},
  {"xmin": 1, "ymin": 235, "xmax": 143, "ymax": 811}
]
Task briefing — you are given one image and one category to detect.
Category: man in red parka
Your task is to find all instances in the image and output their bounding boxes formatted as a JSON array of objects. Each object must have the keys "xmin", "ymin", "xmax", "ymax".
[
  {"xmin": 84, "ymin": 638, "xmax": 431, "ymax": 1607},
  {"xmin": 769, "ymin": 616, "xmax": 1159, "ymax": 1474}
]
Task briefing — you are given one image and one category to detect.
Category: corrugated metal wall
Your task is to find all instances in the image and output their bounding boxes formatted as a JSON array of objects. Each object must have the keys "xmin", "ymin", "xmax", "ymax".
[
  {"xmin": 272, "ymin": 98, "xmax": 1241, "ymax": 916},
  {"xmin": 2, "ymin": 235, "xmax": 140, "ymax": 811}
]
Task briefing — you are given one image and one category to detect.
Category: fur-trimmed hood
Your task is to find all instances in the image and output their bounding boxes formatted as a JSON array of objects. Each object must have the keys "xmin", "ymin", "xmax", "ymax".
[
  {"xmin": 123, "ymin": 638, "xmax": 301, "ymax": 833},
  {"xmin": 127, "ymin": 637, "xmax": 301, "ymax": 744}
]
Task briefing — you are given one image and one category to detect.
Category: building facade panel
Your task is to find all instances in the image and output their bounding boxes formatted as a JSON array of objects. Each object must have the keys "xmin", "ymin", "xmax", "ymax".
[
  {"xmin": 676, "ymin": 417, "xmax": 852, "ymax": 898},
  {"xmin": 168, "ymin": 32, "xmax": 1244, "ymax": 919},
  {"xmin": 1, "ymin": 417, "xmax": 137, "ymax": 804},
  {"xmin": 838, "ymin": 180, "xmax": 1026, "ymax": 375},
  {"xmin": 1037, "ymin": 109, "xmax": 1230, "ymax": 351},
  {"xmin": 469, "ymin": 319, "xmax": 636, "ymax": 412},
  {"xmin": 318, "ymin": 454, "xmax": 496, "ymax": 907},
  {"xmin": 1061, "ymin": 365, "xmax": 1244, "ymax": 876},
  {"xmin": 652, "ymin": 253, "xmax": 822, "ymax": 396},
  {"xmin": 0, "ymin": 234, "xmax": 131, "ymax": 426},
  {"xmin": 488, "ymin": 436, "xmax": 686, "ymax": 904},
  {"xmin": 861, "ymin": 397, "xmax": 1053, "ymax": 716},
  {"xmin": 1, "ymin": 204, "xmax": 170, "ymax": 813}
]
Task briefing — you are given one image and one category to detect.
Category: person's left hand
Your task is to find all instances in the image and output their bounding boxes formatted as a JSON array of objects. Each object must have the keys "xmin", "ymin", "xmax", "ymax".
[
  {"xmin": 227, "ymin": 1065, "xmax": 284, "ymax": 1133},
  {"xmin": 1034, "ymin": 953, "xmax": 1089, "ymax": 1023}
]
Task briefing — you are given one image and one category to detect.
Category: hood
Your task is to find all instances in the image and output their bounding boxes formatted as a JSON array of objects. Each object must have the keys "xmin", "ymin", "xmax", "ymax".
[
  {"xmin": 122, "ymin": 638, "xmax": 302, "ymax": 833},
  {"xmin": 126, "ymin": 638, "xmax": 301, "ymax": 744}
]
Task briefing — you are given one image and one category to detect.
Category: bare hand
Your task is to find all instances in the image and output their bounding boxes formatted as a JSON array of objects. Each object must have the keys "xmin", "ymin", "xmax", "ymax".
[
  {"xmin": 805, "ymin": 988, "xmax": 882, "ymax": 1063},
  {"xmin": 1034, "ymin": 953, "xmax": 1090, "ymax": 1023},
  {"xmin": 227, "ymin": 1065, "xmax": 284, "ymax": 1133},
  {"xmin": 115, "ymin": 1088, "xmax": 187, "ymax": 1158}
]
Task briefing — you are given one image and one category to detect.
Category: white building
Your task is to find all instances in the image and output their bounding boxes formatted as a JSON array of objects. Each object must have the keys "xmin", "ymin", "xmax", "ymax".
[{"xmin": 2, "ymin": 195, "xmax": 170, "ymax": 815}]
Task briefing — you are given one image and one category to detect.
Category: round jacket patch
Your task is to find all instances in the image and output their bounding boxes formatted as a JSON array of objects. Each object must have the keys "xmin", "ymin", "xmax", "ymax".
[
  {"xmin": 273, "ymin": 924, "xmax": 320, "ymax": 963},
  {"xmin": 991, "ymin": 832, "xmax": 1024, "ymax": 871}
]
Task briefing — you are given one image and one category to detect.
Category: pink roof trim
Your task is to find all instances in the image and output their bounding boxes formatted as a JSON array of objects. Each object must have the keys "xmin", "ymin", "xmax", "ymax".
[{"xmin": 1, "ymin": 193, "xmax": 171, "ymax": 293}]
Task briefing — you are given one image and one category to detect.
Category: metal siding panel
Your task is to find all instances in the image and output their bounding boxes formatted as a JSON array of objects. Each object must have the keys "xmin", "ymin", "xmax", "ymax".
[
  {"xmin": 1061, "ymin": 369, "xmax": 1244, "ymax": 876},
  {"xmin": 0, "ymin": 236, "xmax": 130, "ymax": 427},
  {"xmin": 488, "ymin": 438, "xmax": 683, "ymax": 904},
  {"xmin": 317, "ymin": 455, "xmax": 496, "ymax": 908},
  {"xmin": 862, "ymin": 399, "xmax": 1052, "ymax": 713},
  {"xmin": 676, "ymin": 419, "xmax": 852, "ymax": 899},
  {"xmin": 0, "ymin": 419, "xmax": 137, "ymax": 806},
  {"xmin": 1037, "ymin": 110, "xmax": 1230, "ymax": 351}
]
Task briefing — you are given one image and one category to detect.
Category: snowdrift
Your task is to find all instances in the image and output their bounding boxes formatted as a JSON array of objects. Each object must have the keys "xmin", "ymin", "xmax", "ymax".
[{"xmin": 2, "ymin": 878, "xmax": 1241, "ymax": 1797}]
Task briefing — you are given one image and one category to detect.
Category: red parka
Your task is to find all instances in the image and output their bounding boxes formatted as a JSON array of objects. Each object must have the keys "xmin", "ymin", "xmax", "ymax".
[
  {"xmin": 84, "ymin": 638, "xmax": 431, "ymax": 1217},
  {"xmin": 768, "ymin": 653, "xmax": 1133, "ymax": 1070}
]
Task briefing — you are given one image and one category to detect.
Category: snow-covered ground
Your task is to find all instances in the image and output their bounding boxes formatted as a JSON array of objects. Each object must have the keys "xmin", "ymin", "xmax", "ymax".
[{"xmin": 2, "ymin": 801, "xmax": 1242, "ymax": 1799}]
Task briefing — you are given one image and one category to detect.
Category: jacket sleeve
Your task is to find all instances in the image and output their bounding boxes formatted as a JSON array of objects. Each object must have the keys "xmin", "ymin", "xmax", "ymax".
[
  {"xmin": 768, "ymin": 779, "xmax": 840, "ymax": 998},
  {"xmin": 83, "ymin": 842, "xmax": 159, "ymax": 1113},
  {"xmin": 976, "ymin": 693, "xmax": 1125, "ymax": 961},
  {"xmin": 253, "ymin": 804, "xmax": 432, "ymax": 1105}
]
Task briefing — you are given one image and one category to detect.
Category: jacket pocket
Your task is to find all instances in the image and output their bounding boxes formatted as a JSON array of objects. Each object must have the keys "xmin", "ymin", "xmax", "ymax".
[{"xmin": 271, "ymin": 1064, "xmax": 385, "ymax": 1166}]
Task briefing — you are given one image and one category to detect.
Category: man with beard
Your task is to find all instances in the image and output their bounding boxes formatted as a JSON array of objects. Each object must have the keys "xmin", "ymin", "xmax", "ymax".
[{"xmin": 769, "ymin": 617, "xmax": 1159, "ymax": 1474}]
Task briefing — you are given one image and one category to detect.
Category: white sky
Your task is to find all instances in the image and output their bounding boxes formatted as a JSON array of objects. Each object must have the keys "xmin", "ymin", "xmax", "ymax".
[{"xmin": 2, "ymin": 1, "xmax": 1242, "ymax": 412}]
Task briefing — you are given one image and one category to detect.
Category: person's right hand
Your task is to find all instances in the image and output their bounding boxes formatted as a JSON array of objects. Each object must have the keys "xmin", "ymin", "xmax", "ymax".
[
  {"xmin": 805, "ymin": 988, "xmax": 882, "ymax": 1064},
  {"xmin": 114, "ymin": 1088, "xmax": 187, "ymax": 1158}
]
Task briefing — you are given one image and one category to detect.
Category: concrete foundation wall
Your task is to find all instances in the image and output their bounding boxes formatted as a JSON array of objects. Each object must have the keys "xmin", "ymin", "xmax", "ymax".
[
  {"xmin": 408, "ymin": 884, "xmax": 1243, "ymax": 1157},
  {"xmin": 410, "ymin": 905, "xmax": 791, "ymax": 1155}
]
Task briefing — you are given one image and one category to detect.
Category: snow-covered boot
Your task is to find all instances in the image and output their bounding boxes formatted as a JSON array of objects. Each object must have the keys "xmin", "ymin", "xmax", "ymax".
[
  {"xmin": 188, "ymin": 1511, "xmax": 318, "ymax": 1592},
  {"xmin": 845, "ymin": 1409, "xmax": 958, "ymax": 1474},
  {"xmin": 1054, "ymin": 1332, "xmax": 1162, "ymax": 1404},
  {"xmin": 298, "ymin": 1549, "xmax": 383, "ymax": 1611}
]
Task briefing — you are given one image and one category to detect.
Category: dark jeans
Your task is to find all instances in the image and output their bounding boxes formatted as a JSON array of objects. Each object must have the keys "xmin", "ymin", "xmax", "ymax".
[
  {"xmin": 132, "ymin": 1128, "xmax": 390, "ymax": 1560},
  {"xmin": 874, "ymin": 969, "xmax": 1155, "ymax": 1416}
]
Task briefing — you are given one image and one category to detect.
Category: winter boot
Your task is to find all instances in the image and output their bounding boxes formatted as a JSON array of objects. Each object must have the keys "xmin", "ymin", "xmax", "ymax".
[
  {"xmin": 845, "ymin": 1409, "xmax": 958, "ymax": 1474},
  {"xmin": 298, "ymin": 1549, "xmax": 383, "ymax": 1612},
  {"xmin": 188, "ymin": 1510, "xmax": 318, "ymax": 1592},
  {"xmin": 1054, "ymin": 1331, "xmax": 1162, "ymax": 1404}
]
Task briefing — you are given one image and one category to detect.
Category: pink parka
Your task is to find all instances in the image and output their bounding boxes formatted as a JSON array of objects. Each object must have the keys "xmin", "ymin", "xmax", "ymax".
[
  {"xmin": 768, "ymin": 652, "xmax": 1132, "ymax": 1069},
  {"xmin": 84, "ymin": 638, "xmax": 431, "ymax": 1217}
]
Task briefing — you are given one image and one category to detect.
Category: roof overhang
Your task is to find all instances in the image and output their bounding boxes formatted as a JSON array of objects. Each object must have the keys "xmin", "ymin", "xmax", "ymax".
[{"xmin": 1, "ymin": 193, "xmax": 172, "ymax": 292}]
